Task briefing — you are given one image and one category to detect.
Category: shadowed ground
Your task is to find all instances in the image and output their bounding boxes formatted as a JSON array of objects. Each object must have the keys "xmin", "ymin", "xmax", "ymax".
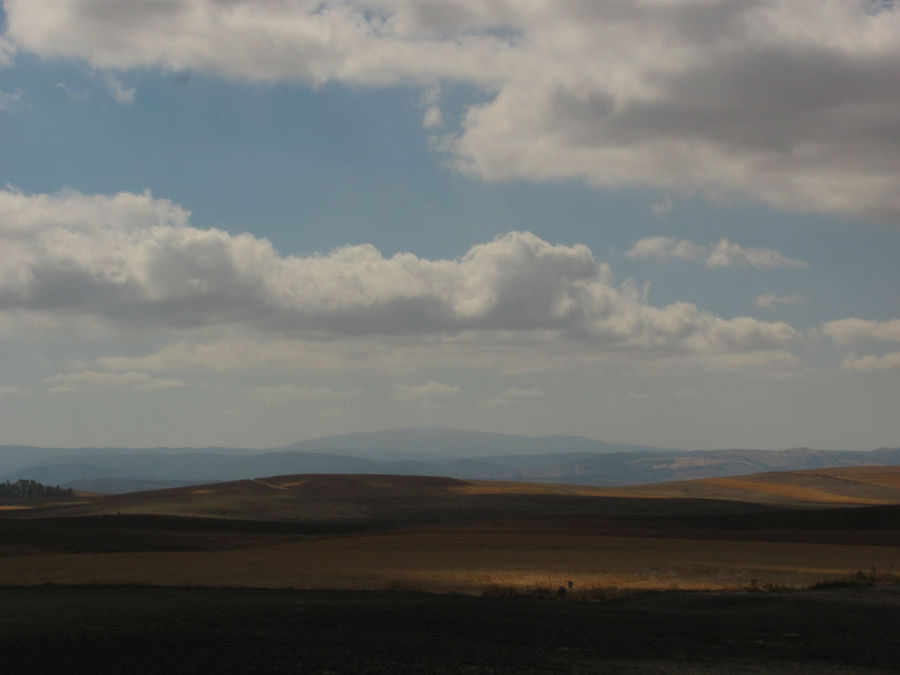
[{"xmin": 0, "ymin": 585, "xmax": 897, "ymax": 674}]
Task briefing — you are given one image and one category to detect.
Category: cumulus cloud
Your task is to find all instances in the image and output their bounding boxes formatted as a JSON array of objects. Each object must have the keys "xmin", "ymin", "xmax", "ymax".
[
  {"xmin": 479, "ymin": 386, "xmax": 543, "ymax": 407},
  {"xmin": 628, "ymin": 237, "xmax": 806, "ymax": 269},
  {"xmin": 45, "ymin": 370, "xmax": 187, "ymax": 393},
  {"xmin": 4, "ymin": 1, "xmax": 900, "ymax": 220},
  {"xmin": 0, "ymin": 188, "xmax": 802, "ymax": 372},
  {"xmin": 391, "ymin": 381, "xmax": 460, "ymax": 401},
  {"xmin": 755, "ymin": 293, "xmax": 804, "ymax": 309},
  {"xmin": 823, "ymin": 318, "xmax": 900, "ymax": 345},
  {"xmin": 841, "ymin": 352, "xmax": 900, "ymax": 371}
]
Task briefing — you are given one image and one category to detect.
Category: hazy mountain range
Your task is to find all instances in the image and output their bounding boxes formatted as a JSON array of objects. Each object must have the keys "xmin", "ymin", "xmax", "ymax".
[{"xmin": 2, "ymin": 428, "xmax": 898, "ymax": 494}]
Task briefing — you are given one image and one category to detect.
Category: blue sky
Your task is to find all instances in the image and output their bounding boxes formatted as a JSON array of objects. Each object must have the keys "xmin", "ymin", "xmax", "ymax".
[{"xmin": 0, "ymin": 1, "xmax": 898, "ymax": 450}]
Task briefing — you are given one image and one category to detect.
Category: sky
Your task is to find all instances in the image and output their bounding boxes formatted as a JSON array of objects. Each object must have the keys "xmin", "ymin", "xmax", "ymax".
[{"xmin": 0, "ymin": 0, "xmax": 898, "ymax": 451}]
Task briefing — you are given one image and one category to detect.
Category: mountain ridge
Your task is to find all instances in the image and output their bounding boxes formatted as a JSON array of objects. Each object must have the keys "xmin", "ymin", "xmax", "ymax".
[{"xmin": 2, "ymin": 428, "xmax": 896, "ymax": 493}]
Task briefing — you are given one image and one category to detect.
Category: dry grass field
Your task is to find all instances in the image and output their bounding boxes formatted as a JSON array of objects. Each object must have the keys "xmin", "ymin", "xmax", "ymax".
[
  {"xmin": 599, "ymin": 465, "xmax": 900, "ymax": 506},
  {"xmin": 1, "ymin": 467, "xmax": 899, "ymax": 594}
]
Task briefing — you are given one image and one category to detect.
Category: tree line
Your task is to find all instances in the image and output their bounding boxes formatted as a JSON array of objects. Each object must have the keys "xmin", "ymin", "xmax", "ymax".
[{"xmin": 0, "ymin": 479, "xmax": 74, "ymax": 499}]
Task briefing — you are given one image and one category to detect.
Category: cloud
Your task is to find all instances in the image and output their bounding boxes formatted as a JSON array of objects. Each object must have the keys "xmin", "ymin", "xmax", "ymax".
[
  {"xmin": 0, "ymin": 384, "xmax": 26, "ymax": 395},
  {"xmin": 45, "ymin": 370, "xmax": 187, "ymax": 393},
  {"xmin": 421, "ymin": 86, "xmax": 443, "ymax": 128},
  {"xmin": 0, "ymin": 188, "xmax": 802, "ymax": 371},
  {"xmin": 823, "ymin": 318, "xmax": 900, "ymax": 345},
  {"xmin": 626, "ymin": 236, "xmax": 706, "ymax": 262},
  {"xmin": 841, "ymin": 352, "xmax": 900, "ymax": 371},
  {"xmin": 755, "ymin": 293, "xmax": 804, "ymax": 309},
  {"xmin": 248, "ymin": 384, "xmax": 363, "ymax": 403},
  {"xmin": 0, "ymin": 36, "xmax": 15, "ymax": 68},
  {"xmin": 650, "ymin": 196, "xmax": 674, "ymax": 219},
  {"xmin": 628, "ymin": 237, "xmax": 806, "ymax": 269},
  {"xmin": 0, "ymin": 87, "xmax": 23, "ymax": 111},
  {"xmin": 391, "ymin": 381, "xmax": 460, "ymax": 401},
  {"xmin": 5, "ymin": 1, "xmax": 900, "ymax": 220},
  {"xmin": 103, "ymin": 74, "xmax": 135, "ymax": 104},
  {"xmin": 479, "ymin": 386, "xmax": 542, "ymax": 407},
  {"xmin": 706, "ymin": 239, "xmax": 806, "ymax": 269}
]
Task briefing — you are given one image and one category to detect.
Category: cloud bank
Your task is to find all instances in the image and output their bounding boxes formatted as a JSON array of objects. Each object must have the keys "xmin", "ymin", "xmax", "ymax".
[
  {"xmin": 5, "ymin": 0, "xmax": 900, "ymax": 220},
  {"xmin": 823, "ymin": 318, "xmax": 900, "ymax": 345},
  {"xmin": 824, "ymin": 318, "xmax": 900, "ymax": 371},
  {"xmin": 0, "ymin": 188, "xmax": 801, "ymax": 369}
]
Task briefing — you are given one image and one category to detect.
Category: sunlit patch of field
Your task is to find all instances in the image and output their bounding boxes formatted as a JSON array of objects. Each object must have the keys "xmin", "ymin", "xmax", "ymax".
[
  {"xmin": 696, "ymin": 477, "xmax": 893, "ymax": 505},
  {"xmin": 810, "ymin": 466, "xmax": 900, "ymax": 489},
  {"xmin": 599, "ymin": 466, "xmax": 900, "ymax": 506},
  {"xmin": 1, "ymin": 531, "xmax": 897, "ymax": 594},
  {"xmin": 449, "ymin": 482, "xmax": 622, "ymax": 497}
]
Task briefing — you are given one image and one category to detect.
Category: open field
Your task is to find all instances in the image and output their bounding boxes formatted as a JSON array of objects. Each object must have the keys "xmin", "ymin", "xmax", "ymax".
[
  {"xmin": 1, "ymin": 469, "xmax": 899, "ymax": 671},
  {"xmin": 0, "ymin": 585, "xmax": 898, "ymax": 674},
  {"xmin": 595, "ymin": 465, "xmax": 900, "ymax": 506},
  {"xmin": 1, "ymin": 530, "xmax": 898, "ymax": 592},
  {"xmin": 1, "ymin": 469, "xmax": 899, "ymax": 592}
]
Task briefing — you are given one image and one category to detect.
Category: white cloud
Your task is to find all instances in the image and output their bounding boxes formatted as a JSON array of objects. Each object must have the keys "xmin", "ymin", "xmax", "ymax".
[
  {"xmin": 755, "ymin": 293, "xmax": 804, "ymax": 309},
  {"xmin": 479, "ymin": 386, "xmax": 542, "ymax": 407},
  {"xmin": 103, "ymin": 74, "xmax": 135, "ymax": 104},
  {"xmin": 626, "ymin": 236, "xmax": 706, "ymax": 262},
  {"xmin": 248, "ymin": 384, "xmax": 363, "ymax": 403},
  {"xmin": 0, "ymin": 384, "xmax": 26, "ymax": 395},
  {"xmin": 0, "ymin": 36, "xmax": 15, "ymax": 68},
  {"xmin": 0, "ymin": 188, "xmax": 801, "ymax": 358},
  {"xmin": 627, "ymin": 237, "xmax": 805, "ymax": 269},
  {"xmin": 45, "ymin": 370, "xmax": 187, "ymax": 393},
  {"xmin": 707, "ymin": 239, "xmax": 806, "ymax": 269},
  {"xmin": 420, "ymin": 85, "xmax": 443, "ymax": 128},
  {"xmin": 391, "ymin": 381, "xmax": 460, "ymax": 401},
  {"xmin": 5, "ymin": 1, "xmax": 900, "ymax": 220},
  {"xmin": 823, "ymin": 318, "xmax": 900, "ymax": 345},
  {"xmin": 422, "ymin": 105, "xmax": 442, "ymax": 129},
  {"xmin": 841, "ymin": 352, "xmax": 900, "ymax": 372},
  {"xmin": 0, "ymin": 188, "xmax": 804, "ymax": 381}
]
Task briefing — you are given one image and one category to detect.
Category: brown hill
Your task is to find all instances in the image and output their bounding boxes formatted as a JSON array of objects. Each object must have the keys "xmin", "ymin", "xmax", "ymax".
[
  {"xmin": 600, "ymin": 465, "xmax": 900, "ymax": 507},
  {"xmin": 9, "ymin": 466, "xmax": 900, "ymax": 526}
]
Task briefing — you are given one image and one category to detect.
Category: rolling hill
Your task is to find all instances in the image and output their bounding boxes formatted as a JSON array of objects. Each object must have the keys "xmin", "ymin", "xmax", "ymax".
[{"xmin": 2, "ymin": 466, "xmax": 899, "ymax": 594}]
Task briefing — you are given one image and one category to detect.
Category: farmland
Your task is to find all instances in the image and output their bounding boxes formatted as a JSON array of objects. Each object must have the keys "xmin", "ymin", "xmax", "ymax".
[{"xmin": 1, "ymin": 467, "xmax": 899, "ymax": 672}]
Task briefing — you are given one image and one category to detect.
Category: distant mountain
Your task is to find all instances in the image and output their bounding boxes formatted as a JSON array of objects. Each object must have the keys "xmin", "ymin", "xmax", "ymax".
[
  {"xmin": 275, "ymin": 427, "xmax": 669, "ymax": 460},
  {"xmin": 1, "ymin": 430, "xmax": 898, "ymax": 493}
]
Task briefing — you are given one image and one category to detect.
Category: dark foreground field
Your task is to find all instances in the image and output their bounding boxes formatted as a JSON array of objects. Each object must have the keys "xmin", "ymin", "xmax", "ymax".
[{"xmin": 1, "ymin": 585, "xmax": 898, "ymax": 674}]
